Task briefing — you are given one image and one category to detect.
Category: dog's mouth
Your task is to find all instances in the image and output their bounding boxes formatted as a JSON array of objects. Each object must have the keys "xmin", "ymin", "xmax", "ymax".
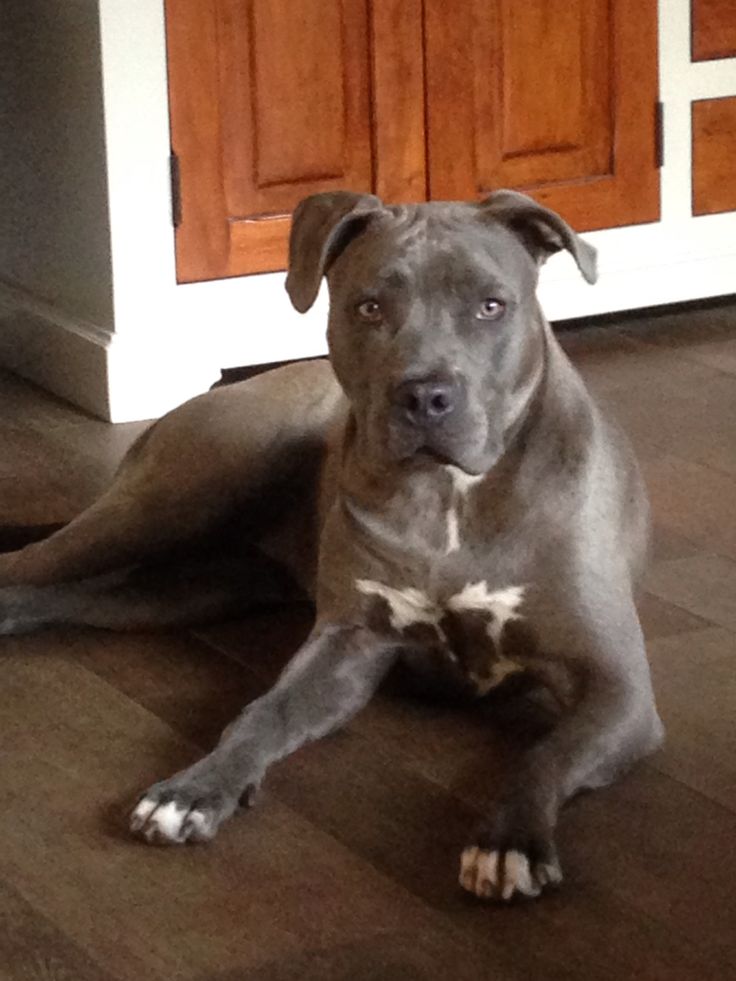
[
  {"xmin": 402, "ymin": 444, "xmax": 488, "ymax": 477},
  {"xmin": 414, "ymin": 446, "xmax": 454, "ymax": 466},
  {"xmin": 382, "ymin": 408, "xmax": 495, "ymax": 476}
]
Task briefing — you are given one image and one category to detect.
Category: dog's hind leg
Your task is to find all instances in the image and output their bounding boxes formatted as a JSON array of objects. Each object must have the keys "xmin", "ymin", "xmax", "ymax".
[
  {"xmin": 0, "ymin": 360, "xmax": 342, "ymax": 590},
  {"xmin": 0, "ymin": 459, "xmax": 228, "ymax": 590},
  {"xmin": 0, "ymin": 547, "xmax": 302, "ymax": 635}
]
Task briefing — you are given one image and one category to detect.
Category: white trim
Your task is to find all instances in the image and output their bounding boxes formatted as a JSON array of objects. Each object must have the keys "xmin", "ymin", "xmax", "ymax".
[
  {"xmin": 0, "ymin": 279, "xmax": 112, "ymax": 417},
  {"xmin": 0, "ymin": 278, "xmax": 219, "ymax": 421}
]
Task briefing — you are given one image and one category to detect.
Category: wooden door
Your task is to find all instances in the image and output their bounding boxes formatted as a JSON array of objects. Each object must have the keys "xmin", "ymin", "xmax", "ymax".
[
  {"xmin": 424, "ymin": 0, "xmax": 661, "ymax": 231},
  {"xmin": 165, "ymin": 0, "xmax": 426, "ymax": 282}
]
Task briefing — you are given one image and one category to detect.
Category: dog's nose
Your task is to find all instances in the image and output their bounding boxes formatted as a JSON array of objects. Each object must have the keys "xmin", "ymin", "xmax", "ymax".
[{"xmin": 393, "ymin": 377, "xmax": 460, "ymax": 427}]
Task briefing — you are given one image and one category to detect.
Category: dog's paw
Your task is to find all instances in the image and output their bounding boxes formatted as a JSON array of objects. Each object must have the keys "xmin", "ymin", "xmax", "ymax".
[
  {"xmin": 459, "ymin": 842, "xmax": 562, "ymax": 902},
  {"xmin": 130, "ymin": 779, "xmax": 247, "ymax": 845}
]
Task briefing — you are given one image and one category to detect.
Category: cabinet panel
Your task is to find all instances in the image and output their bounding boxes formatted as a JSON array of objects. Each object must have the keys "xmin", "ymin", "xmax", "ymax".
[
  {"xmin": 425, "ymin": 0, "xmax": 660, "ymax": 231},
  {"xmin": 166, "ymin": 0, "xmax": 426, "ymax": 282},
  {"xmin": 220, "ymin": 0, "xmax": 372, "ymax": 219},
  {"xmin": 692, "ymin": 97, "xmax": 736, "ymax": 215},
  {"xmin": 476, "ymin": 0, "xmax": 612, "ymax": 189},
  {"xmin": 692, "ymin": 0, "xmax": 736, "ymax": 61}
]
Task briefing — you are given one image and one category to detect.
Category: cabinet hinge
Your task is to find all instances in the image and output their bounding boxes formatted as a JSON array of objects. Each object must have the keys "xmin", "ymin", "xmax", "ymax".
[
  {"xmin": 654, "ymin": 102, "xmax": 664, "ymax": 169},
  {"xmin": 169, "ymin": 151, "xmax": 182, "ymax": 227}
]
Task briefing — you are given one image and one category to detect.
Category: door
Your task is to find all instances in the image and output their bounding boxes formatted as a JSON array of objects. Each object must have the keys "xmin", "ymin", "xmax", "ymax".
[
  {"xmin": 165, "ymin": 0, "xmax": 426, "ymax": 282},
  {"xmin": 424, "ymin": 0, "xmax": 660, "ymax": 231}
]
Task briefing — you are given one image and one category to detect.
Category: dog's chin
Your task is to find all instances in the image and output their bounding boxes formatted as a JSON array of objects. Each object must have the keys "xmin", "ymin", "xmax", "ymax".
[
  {"xmin": 393, "ymin": 439, "xmax": 494, "ymax": 477},
  {"xmin": 413, "ymin": 447, "xmax": 455, "ymax": 467}
]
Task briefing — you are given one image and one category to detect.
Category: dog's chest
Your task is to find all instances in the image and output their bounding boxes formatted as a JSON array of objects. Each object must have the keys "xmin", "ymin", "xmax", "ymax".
[{"xmin": 356, "ymin": 578, "xmax": 529, "ymax": 694}]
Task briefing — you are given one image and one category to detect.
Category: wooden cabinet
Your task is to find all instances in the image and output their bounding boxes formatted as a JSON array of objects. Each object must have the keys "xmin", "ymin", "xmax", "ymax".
[{"xmin": 165, "ymin": 0, "xmax": 661, "ymax": 283}]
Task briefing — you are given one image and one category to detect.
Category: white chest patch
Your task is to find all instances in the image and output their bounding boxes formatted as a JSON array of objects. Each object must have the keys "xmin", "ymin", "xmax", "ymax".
[
  {"xmin": 355, "ymin": 579, "xmax": 440, "ymax": 631},
  {"xmin": 356, "ymin": 578, "xmax": 526, "ymax": 693},
  {"xmin": 356, "ymin": 579, "xmax": 525, "ymax": 635},
  {"xmin": 443, "ymin": 466, "xmax": 485, "ymax": 555},
  {"xmin": 446, "ymin": 582, "xmax": 525, "ymax": 642},
  {"xmin": 445, "ymin": 508, "xmax": 461, "ymax": 553}
]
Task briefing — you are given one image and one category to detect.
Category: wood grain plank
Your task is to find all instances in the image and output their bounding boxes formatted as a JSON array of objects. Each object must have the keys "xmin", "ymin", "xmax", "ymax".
[
  {"xmin": 647, "ymin": 627, "xmax": 736, "ymax": 814},
  {"xmin": 643, "ymin": 455, "xmax": 736, "ymax": 559},
  {"xmin": 645, "ymin": 553, "xmax": 736, "ymax": 631},
  {"xmin": 560, "ymin": 328, "xmax": 736, "ymax": 475},
  {"xmin": 636, "ymin": 590, "xmax": 709, "ymax": 641},
  {"xmin": 0, "ymin": 879, "xmax": 121, "ymax": 981}
]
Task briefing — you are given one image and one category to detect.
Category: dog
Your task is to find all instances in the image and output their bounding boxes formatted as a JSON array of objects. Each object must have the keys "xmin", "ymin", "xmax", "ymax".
[{"xmin": 0, "ymin": 190, "xmax": 664, "ymax": 901}]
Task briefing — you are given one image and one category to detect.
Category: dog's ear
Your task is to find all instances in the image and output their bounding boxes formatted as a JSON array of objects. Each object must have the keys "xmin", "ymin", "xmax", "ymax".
[
  {"xmin": 285, "ymin": 191, "xmax": 384, "ymax": 312},
  {"xmin": 479, "ymin": 190, "xmax": 597, "ymax": 284}
]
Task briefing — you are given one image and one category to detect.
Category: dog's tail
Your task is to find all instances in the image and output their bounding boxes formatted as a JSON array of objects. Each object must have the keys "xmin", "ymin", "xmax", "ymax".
[{"xmin": 0, "ymin": 523, "xmax": 65, "ymax": 554}]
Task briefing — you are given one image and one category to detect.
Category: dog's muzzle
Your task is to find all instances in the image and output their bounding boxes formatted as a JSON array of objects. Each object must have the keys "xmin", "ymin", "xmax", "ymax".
[{"xmin": 389, "ymin": 374, "xmax": 470, "ymax": 462}]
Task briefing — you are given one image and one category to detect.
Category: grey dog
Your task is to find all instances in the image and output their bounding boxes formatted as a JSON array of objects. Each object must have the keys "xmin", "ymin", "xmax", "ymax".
[{"xmin": 0, "ymin": 190, "xmax": 663, "ymax": 902}]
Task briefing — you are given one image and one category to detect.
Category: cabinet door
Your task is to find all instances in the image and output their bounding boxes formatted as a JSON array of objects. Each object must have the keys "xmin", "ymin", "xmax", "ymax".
[
  {"xmin": 424, "ymin": 0, "xmax": 660, "ymax": 231},
  {"xmin": 166, "ymin": 0, "xmax": 425, "ymax": 282}
]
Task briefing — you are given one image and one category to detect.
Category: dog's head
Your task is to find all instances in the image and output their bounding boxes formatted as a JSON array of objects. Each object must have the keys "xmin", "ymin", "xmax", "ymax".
[{"xmin": 286, "ymin": 190, "xmax": 596, "ymax": 476}]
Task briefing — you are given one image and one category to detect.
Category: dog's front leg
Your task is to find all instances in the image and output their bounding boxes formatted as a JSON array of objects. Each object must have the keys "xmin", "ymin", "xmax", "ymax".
[
  {"xmin": 131, "ymin": 624, "xmax": 396, "ymax": 845},
  {"xmin": 460, "ymin": 600, "xmax": 664, "ymax": 902}
]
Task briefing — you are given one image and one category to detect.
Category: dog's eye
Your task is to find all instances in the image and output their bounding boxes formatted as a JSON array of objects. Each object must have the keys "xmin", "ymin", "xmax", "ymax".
[
  {"xmin": 356, "ymin": 299, "xmax": 383, "ymax": 323},
  {"xmin": 476, "ymin": 298, "xmax": 506, "ymax": 321}
]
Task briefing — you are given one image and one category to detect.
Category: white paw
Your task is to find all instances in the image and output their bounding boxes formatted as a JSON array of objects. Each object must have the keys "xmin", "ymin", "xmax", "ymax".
[
  {"xmin": 459, "ymin": 846, "xmax": 562, "ymax": 901},
  {"xmin": 130, "ymin": 794, "xmax": 221, "ymax": 845}
]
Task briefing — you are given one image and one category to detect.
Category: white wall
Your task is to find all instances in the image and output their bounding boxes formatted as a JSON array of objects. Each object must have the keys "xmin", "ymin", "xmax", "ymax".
[
  {"xmin": 0, "ymin": 0, "xmax": 114, "ymax": 415},
  {"xmin": 0, "ymin": 0, "xmax": 113, "ymax": 326},
  {"xmin": 0, "ymin": 0, "xmax": 734, "ymax": 422}
]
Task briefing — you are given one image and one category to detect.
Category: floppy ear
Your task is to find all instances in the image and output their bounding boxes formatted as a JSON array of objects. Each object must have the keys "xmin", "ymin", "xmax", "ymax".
[
  {"xmin": 479, "ymin": 189, "xmax": 597, "ymax": 284},
  {"xmin": 285, "ymin": 191, "xmax": 384, "ymax": 313}
]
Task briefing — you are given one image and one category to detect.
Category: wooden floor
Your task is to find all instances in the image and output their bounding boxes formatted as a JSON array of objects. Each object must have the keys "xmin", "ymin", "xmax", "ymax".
[{"xmin": 1, "ymin": 302, "xmax": 735, "ymax": 981}]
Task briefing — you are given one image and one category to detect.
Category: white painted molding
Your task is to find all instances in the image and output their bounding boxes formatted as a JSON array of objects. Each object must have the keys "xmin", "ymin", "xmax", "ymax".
[
  {"xmin": 0, "ymin": 278, "xmax": 112, "ymax": 417},
  {"xmin": 0, "ymin": 278, "xmax": 218, "ymax": 422}
]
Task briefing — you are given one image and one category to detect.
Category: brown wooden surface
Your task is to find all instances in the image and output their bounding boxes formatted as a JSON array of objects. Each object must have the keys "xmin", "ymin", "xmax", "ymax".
[
  {"xmin": 424, "ymin": 0, "xmax": 661, "ymax": 231},
  {"xmin": 2, "ymin": 300, "xmax": 736, "ymax": 977},
  {"xmin": 692, "ymin": 0, "xmax": 736, "ymax": 60},
  {"xmin": 165, "ymin": 0, "xmax": 427, "ymax": 282},
  {"xmin": 692, "ymin": 96, "xmax": 736, "ymax": 216}
]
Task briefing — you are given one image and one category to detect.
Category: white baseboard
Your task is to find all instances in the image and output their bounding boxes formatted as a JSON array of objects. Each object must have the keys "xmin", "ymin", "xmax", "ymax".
[
  {"xmin": 0, "ymin": 280, "xmax": 217, "ymax": 422},
  {"xmin": 0, "ymin": 279, "xmax": 112, "ymax": 417}
]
